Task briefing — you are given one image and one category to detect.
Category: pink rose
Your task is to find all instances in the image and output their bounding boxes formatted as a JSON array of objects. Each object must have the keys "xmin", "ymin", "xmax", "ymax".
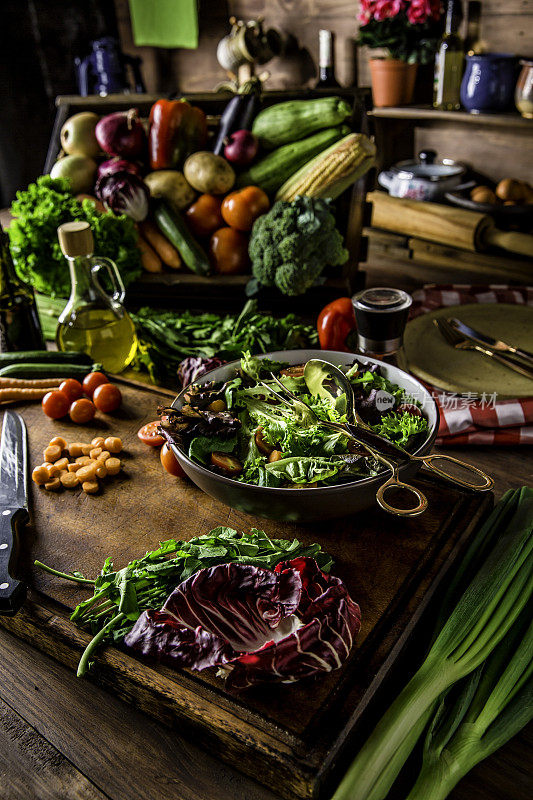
[
  {"xmin": 375, "ymin": 0, "xmax": 404, "ymax": 20},
  {"xmin": 358, "ymin": 0, "xmax": 376, "ymax": 23},
  {"xmin": 407, "ymin": 0, "xmax": 431, "ymax": 24}
]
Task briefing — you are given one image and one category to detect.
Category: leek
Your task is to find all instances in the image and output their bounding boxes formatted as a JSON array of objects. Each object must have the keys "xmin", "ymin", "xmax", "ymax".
[
  {"xmin": 332, "ymin": 487, "xmax": 533, "ymax": 800},
  {"xmin": 407, "ymin": 608, "xmax": 533, "ymax": 800}
]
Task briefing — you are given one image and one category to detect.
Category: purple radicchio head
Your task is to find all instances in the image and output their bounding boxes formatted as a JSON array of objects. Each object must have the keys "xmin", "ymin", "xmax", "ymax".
[
  {"xmin": 124, "ymin": 556, "xmax": 361, "ymax": 690},
  {"xmin": 95, "ymin": 170, "xmax": 149, "ymax": 221}
]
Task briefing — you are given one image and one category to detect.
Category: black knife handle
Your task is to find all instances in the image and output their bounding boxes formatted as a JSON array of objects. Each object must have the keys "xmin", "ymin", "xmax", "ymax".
[{"xmin": 0, "ymin": 506, "xmax": 28, "ymax": 615}]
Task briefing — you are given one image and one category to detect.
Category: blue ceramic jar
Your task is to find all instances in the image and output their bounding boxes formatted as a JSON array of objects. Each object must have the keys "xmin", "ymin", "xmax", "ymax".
[{"xmin": 460, "ymin": 53, "xmax": 518, "ymax": 113}]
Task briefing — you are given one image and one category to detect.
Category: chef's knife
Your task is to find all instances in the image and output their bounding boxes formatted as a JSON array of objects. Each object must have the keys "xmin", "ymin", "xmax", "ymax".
[
  {"xmin": 0, "ymin": 411, "xmax": 29, "ymax": 615},
  {"xmin": 448, "ymin": 318, "xmax": 533, "ymax": 368}
]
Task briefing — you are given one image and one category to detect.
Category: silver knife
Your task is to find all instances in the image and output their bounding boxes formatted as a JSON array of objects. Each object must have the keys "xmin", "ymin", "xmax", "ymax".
[
  {"xmin": 449, "ymin": 318, "xmax": 533, "ymax": 368},
  {"xmin": 0, "ymin": 411, "xmax": 29, "ymax": 615}
]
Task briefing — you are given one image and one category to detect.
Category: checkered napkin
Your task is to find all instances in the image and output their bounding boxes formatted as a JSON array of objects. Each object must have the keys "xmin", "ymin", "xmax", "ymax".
[{"xmin": 409, "ymin": 284, "xmax": 533, "ymax": 446}]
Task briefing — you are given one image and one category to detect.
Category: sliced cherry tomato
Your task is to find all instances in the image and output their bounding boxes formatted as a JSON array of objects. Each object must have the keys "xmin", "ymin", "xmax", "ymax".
[
  {"xmin": 42, "ymin": 390, "xmax": 70, "ymax": 419},
  {"xmin": 58, "ymin": 378, "xmax": 83, "ymax": 402},
  {"xmin": 185, "ymin": 194, "xmax": 224, "ymax": 238},
  {"xmin": 160, "ymin": 442, "xmax": 186, "ymax": 477},
  {"xmin": 209, "ymin": 227, "xmax": 250, "ymax": 275},
  {"xmin": 210, "ymin": 451, "xmax": 242, "ymax": 475},
  {"xmin": 93, "ymin": 383, "xmax": 122, "ymax": 413},
  {"xmin": 69, "ymin": 398, "xmax": 96, "ymax": 424},
  {"xmin": 82, "ymin": 371, "xmax": 109, "ymax": 397},
  {"xmin": 221, "ymin": 186, "xmax": 269, "ymax": 232},
  {"xmin": 138, "ymin": 421, "xmax": 165, "ymax": 447}
]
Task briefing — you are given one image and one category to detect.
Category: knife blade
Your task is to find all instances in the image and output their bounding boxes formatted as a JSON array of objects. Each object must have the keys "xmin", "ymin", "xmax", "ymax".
[
  {"xmin": 449, "ymin": 318, "xmax": 533, "ymax": 368},
  {"xmin": 0, "ymin": 411, "xmax": 29, "ymax": 615}
]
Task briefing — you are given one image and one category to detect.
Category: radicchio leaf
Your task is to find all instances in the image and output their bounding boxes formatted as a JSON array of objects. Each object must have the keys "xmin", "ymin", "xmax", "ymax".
[
  {"xmin": 178, "ymin": 356, "xmax": 226, "ymax": 388},
  {"xmin": 124, "ymin": 557, "xmax": 361, "ymax": 690}
]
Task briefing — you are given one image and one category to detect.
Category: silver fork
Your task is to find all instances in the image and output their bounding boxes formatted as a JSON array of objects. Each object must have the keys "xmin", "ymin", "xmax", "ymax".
[{"xmin": 434, "ymin": 318, "xmax": 533, "ymax": 380}]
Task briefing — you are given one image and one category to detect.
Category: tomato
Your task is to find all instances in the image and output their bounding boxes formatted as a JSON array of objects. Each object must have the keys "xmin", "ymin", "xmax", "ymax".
[
  {"xmin": 160, "ymin": 442, "xmax": 186, "ymax": 477},
  {"xmin": 69, "ymin": 398, "xmax": 96, "ymax": 424},
  {"xmin": 58, "ymin": 378, "xmax": 83, "ymax": 402},
  {"xmin": 138, "ymin": 420, "xmax": 165, "ymax": 447},
  {"xmin": 221, "ymin": 186, "xmax": 269, "ymax": 232},
  {"xmin": 82, "ymin": 371, "xmax": 108, "ymax": 397},
  {"xmin": 185, "ymin": 194, "xmax": 224, "ymax": 238},
  {"xmin": 42, "ymin": 390, "xmax": 70, "ymax": 419},
  {"xmin": 209, "ymin": 227, "xmax": 250, "ymax": 275},
  {"xmin": 93, "ymin": 383, "xmax": 122, "ymax": 413}
]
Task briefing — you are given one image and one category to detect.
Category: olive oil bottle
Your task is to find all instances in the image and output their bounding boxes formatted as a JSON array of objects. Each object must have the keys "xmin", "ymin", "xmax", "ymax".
[
  {"xmin": 433, "ymin": 0, "xmax": 464, "ymax": 110},
  {"xmin": 56, "ymin": 221, "xmax": 137, "ymax": 373},
  {"xmin": 0, "ymin": 222, "xmax": 45, "ymax": 352}
]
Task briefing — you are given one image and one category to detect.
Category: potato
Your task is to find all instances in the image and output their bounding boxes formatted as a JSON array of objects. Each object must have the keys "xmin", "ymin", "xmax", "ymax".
[
  {"xmin": 495, "ymin": 178, "xmax": 525, "ymax": 202},
  {"xmin": 144, "ymin": 170, "xmax": 196, "ymax": 211},
  {"xmin": 184, "ymin": 152, "xmax": 235, "ymax": 195},
  {"xmin": 470, "ymin": 186, "xmax": 497, "ymax": 204}
]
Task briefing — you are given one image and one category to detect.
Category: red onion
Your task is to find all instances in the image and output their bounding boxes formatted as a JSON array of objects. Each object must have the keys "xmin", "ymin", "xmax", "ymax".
[
  {"xmin": 95, "ymin": 171, "xmax": 149, "ymax": 222},
  {"xmin": 95, "ymin": 109, "xmax": 146, "ymax": 159},
  {"xmin": 224, "ymin": 130, "xmax": 259, "ymax": 167},
  {"xmin": 97, "ymin": 158, "xmax": 141, "ymax": 180}
]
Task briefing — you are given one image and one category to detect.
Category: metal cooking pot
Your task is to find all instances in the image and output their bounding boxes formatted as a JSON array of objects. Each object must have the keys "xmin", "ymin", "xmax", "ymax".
[{"xmin": 378, "ymin": 150, "xmax": 466, "ymax": 202}]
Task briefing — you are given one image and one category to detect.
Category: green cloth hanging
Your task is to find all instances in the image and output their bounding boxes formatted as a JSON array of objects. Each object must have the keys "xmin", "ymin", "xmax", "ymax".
[{"xmin": 128, "ymin": 0, "xmax": 198, "ymax": 49}]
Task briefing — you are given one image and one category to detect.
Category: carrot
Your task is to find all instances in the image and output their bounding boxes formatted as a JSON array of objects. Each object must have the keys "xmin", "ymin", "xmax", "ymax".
[
  {"xmin": 137, "ymin": 233, "xmax": 163, "ymax": 273},
  {"xmin": 0, "ymin": 377, "xmax": 63, "ymax": 389},
  {"xmin": 139, "ymin": 219, "xmax": 182, "ymax": 269},
  {"xmin": 76, "ymin": 194, "xmax": 106, "ymax": 214},
  {"xmin": 0, "ymin": 388, "xmax": 59, "ymax": 402}
]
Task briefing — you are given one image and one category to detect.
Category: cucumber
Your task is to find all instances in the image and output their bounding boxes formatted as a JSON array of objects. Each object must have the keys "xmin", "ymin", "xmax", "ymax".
[
  {"xmin": 0, "ymin": 363, "xmax": 94, "ymax": 379},
  {"xmin": 0, "ymin": 350, "xmax": 93, "ymax": 368},
  {"xmin": 153, "ymin": 201, "xmax": 211, "ymax": 276}
]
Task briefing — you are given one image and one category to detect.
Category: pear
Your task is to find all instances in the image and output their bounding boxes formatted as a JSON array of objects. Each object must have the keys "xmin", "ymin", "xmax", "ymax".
[
  {"xmin": 60, "ymin": 112, "xmax": 100, "ymax": 158},
  {"xmin": 50, "ymin": 155, "xmax": 98, "ymax": 194}
]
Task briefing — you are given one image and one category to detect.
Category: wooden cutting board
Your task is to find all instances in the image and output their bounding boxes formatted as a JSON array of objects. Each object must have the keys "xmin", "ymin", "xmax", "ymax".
[{"xmin": 0, "ymin": 379, "xmax": 492, "ymax": 800}]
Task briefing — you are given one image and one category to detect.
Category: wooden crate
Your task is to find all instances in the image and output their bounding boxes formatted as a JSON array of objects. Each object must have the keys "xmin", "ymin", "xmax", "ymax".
[{"xmin": 45, "ymin": 90, "xmax": 372, "ymax": 311}]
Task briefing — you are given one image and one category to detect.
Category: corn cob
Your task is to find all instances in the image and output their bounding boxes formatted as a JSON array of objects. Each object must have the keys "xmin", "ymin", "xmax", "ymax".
[{"xmin": 275, "ymin": 133, "xmax": 376, "ymax": 202}]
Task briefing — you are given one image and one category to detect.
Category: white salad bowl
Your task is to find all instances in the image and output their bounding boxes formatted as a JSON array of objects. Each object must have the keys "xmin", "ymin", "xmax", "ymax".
[{"xmin": 168, "ymin": 350, "xmax": 439, "ymax": 522}]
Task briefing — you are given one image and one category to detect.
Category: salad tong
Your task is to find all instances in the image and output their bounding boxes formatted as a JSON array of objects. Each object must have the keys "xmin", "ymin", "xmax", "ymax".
[{"xmin": 262, "ymin": 360, "xmax": 493, "ymax": 517}]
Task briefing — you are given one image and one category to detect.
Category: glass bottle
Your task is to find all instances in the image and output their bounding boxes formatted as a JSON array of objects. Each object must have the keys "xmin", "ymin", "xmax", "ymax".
[
  {"xmin": 464, "ymin": 1, "xmax": 485, "ymax": 56},
  {"xmin": 56, "ymin": 221, "xmax": 137, "ymax": 373},
  {"xmin": 351, "ymin": 288, "xmax": 412, "ymax": 368},
  {"xmin": 0, "ymin": 222, "xmax": 45, "ymax": 352},
  {"xmin": 316, "ymin": 30, "xmax": 340, "ymax": 88},
  {"xmin": 433, "ymin": 0, "xmax": 464, "ymax": 111}
]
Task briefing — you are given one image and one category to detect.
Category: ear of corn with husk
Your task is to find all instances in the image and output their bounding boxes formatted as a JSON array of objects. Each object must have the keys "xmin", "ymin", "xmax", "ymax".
[{"xmin": 275, "ymin": 133, "xmax": 376, "ymax": 202}]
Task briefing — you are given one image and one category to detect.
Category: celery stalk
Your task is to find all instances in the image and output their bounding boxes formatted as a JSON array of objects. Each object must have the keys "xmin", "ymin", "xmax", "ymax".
[{"xmin": 332, "ymin": 488, "xmax": 533, "ymax": 800}]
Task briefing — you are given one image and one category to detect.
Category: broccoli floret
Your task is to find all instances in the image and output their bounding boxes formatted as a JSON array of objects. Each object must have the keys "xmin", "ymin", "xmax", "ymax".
[{"xmin": 249, "ymin": 196, "xmax": 348, "ymax": 296}]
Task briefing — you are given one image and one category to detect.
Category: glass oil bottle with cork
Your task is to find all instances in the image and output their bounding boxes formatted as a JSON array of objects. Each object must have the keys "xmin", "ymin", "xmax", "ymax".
[{"xmin": 56, "ymin": 221, "xmax": 137, "ymax": 372}]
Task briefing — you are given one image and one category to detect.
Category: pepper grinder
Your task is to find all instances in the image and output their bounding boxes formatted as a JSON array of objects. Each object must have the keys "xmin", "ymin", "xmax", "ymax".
[{"xmin": 351, "ymin": 287, "xmax": 412, "ymax": 362}]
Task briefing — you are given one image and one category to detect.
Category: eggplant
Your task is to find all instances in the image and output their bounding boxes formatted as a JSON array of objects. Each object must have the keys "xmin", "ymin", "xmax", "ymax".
[{"xmin": 213, "ymin": 93, "xmax": 260, "ymax": 156}]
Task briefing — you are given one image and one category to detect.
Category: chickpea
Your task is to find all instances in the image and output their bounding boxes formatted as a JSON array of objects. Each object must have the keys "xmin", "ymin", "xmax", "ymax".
[
  {"xmin": 68, "ymin": 462, "xmax": 82, "ymax": 473},
  {"xmin": 104, "ymin": 437, "xmax": 122, "ymax": 454},
  {"xmin": 76, "ymin": 462, "xmax": 99, "ymax": 482},
  {"xmin": 60, "ymin": 472, "xmax": 79, "ymax": 488},
  {"xmin": 81, "ymin": 444, "xmax": 93, "ymax": 456},
  {"xmin": 95, "ymin": 463, "xmax": 108, "ymax": 479},
  {"xmin": 89, "ymin": 447, "xmax": 102, "ymax": 460},
  {"xmin": 207, "ymin": 399, "xmax": 226, "ymax": 412},
  {"xmin": 32, "ymin": 465, "xmax": 49, "ymax": 485},
  {"xmin": 82, "ymin": 480, "xmax": 99, "ymax": 495},
  {"xmin": 97, "ymin": 451, "xmax": 110, "ymax": 462},
  {"xmin": 91, "ymin": 437, "xmax": 105, "ymax": 448},
  {"xmin": 268, "ymin": 450, "xmax": 284, "ymax": 463},
  {"xmin": 68, "ymin": 443, "xmax": 85, "ymax": 458},
  {"xmin": 44, "ymin": 477, "xmax": 61, "ymax": 491},
  {"xmin": 54, "ymin": 457, "xmax": 69, "ymax": 471},
  {"xmin": 105, "ymin": 457, "xmax": 121, "ymax": 476},
  {"xmin": 75, "ymin": 456, "xmax": 92, "ymax": 466},
  {"xmin": 49, "ymin": 436, "xmax": 67, "ymax": 450},
  {"xmin": 43, "ymin": 444, "xmax": 62, "ymax": 463}
]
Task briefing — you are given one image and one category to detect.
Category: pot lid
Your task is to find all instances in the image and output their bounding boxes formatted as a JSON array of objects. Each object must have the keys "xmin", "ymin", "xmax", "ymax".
[{"xmin": 392, "ymin": 150, "xmax": 466, "ymax": 182}]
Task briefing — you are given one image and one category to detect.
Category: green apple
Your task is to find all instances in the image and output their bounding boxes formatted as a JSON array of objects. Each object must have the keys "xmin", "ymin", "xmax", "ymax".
[
  {"xmin": 50, "ymin": 154, "xmax": 98, "ymax": 194},
  {"xmin": 60, "ymin": 112, "xmax": 100, "ymax": 158}
]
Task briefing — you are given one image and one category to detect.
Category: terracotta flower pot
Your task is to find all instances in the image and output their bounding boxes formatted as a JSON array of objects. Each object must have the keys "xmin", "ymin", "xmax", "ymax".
[{"xmin": 369, "ymin": 59, "xmax": 418, "ymax": 107}]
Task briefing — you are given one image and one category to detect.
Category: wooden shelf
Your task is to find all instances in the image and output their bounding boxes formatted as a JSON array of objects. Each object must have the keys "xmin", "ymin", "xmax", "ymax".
[{"xmin": 369, "ymin": 105, "xmax": 532, "ymax": 129}]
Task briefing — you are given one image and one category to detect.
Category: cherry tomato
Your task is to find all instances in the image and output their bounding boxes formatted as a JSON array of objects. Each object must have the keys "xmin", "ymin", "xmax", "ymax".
[
  {"xmin": 209, "ymin": 227, "xmax": 250, "ymax": 275},
  {"xmin": 69, "ymin": 398, "xmax": 96, "ymax": 424},
  {"xmin": 185, "ymin": 194, "xmax": 224, "ymax": 238},
  {"xmin": 221, "ymin": 186, "xmax": 269, "ymax": 232},
  {"xmin": 58, "ymin": 378, "xmax": 83, "ymax": 402},
  {"xmin": 82, "ymin": 371, "xmax": 108, "ymax": 397},
  {"xmin": 42, "ymin": 390, "xmax": 70, "ymax": 419},
  {"xmin": 138, "ymin": 421, "xmax": 165, "ymax": 447},
  {"xmin": 93, "ymin": 383, "xmax": 122, "ymax": 413},
  {"xmin": 160, "ymin": 442, "xmax": 186, "ymax": 477}
]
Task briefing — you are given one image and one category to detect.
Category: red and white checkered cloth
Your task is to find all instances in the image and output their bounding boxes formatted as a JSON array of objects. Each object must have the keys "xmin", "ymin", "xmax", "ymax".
[{"xmin": 409, "ymin": 284, "xmax": 533, "ymax": 446}]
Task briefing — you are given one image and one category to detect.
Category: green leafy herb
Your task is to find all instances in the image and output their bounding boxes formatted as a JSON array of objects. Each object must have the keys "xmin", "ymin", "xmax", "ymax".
[{"xmin": 372, "ymin": 411, "xmax": 428, "ymax": 447}]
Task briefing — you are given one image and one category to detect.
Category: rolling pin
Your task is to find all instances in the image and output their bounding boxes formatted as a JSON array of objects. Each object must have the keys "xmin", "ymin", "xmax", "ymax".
[{"xmin": 368, "ymin": 191, "xmax": 533, "ymax": 257}]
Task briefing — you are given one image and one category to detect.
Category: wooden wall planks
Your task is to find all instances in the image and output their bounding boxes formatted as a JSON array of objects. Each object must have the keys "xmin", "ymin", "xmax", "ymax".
[{"xmin": 114, "ymin": 0, "xmax": 533, "ymax": 94}]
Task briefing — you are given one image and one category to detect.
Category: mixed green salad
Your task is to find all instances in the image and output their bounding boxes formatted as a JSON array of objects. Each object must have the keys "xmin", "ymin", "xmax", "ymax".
[{"xmin": 160, "ymin": 354, "xmax": 429, "ymax": 489}]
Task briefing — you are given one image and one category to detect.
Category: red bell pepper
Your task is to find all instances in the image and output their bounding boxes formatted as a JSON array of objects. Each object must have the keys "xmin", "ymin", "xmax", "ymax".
[
  {"xmin": 317, "ymin": 297, "xmax": 357, "ymax": 352},
  {"xmin": 149, "ymin": 99, "xmax": 208, "ymax": 170}
]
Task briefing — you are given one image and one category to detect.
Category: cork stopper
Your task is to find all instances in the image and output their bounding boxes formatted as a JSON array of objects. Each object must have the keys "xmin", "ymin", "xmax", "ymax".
[{"xmin": 57, "ymin": 221, "xmax": 94, "ymax": 257}]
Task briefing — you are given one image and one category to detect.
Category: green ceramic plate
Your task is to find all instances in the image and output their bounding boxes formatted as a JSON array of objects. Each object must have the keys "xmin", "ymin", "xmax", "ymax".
[{"xmin": 404, "ymin": 303, "xmax": 533, "ymax": 398}]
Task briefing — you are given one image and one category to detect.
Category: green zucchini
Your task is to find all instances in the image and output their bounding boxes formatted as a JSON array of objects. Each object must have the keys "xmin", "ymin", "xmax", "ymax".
[
  {"xmin": 0, "ymin": 363, "xmax": 94, "ymax": 379},
  {"xmin": 237, "ymin": 126, "xmax": 349, "ymax": 196},
  {"xmin": 153, "ymin": 201, "xmax": 210, "ymax": 276},
  {"xmin": 0, "ymin": 350, "xmax": 93, "ymax": 368},
  {"xmin": 252, "ymin": 97, "xmax": 352, "ymax": 149}
]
